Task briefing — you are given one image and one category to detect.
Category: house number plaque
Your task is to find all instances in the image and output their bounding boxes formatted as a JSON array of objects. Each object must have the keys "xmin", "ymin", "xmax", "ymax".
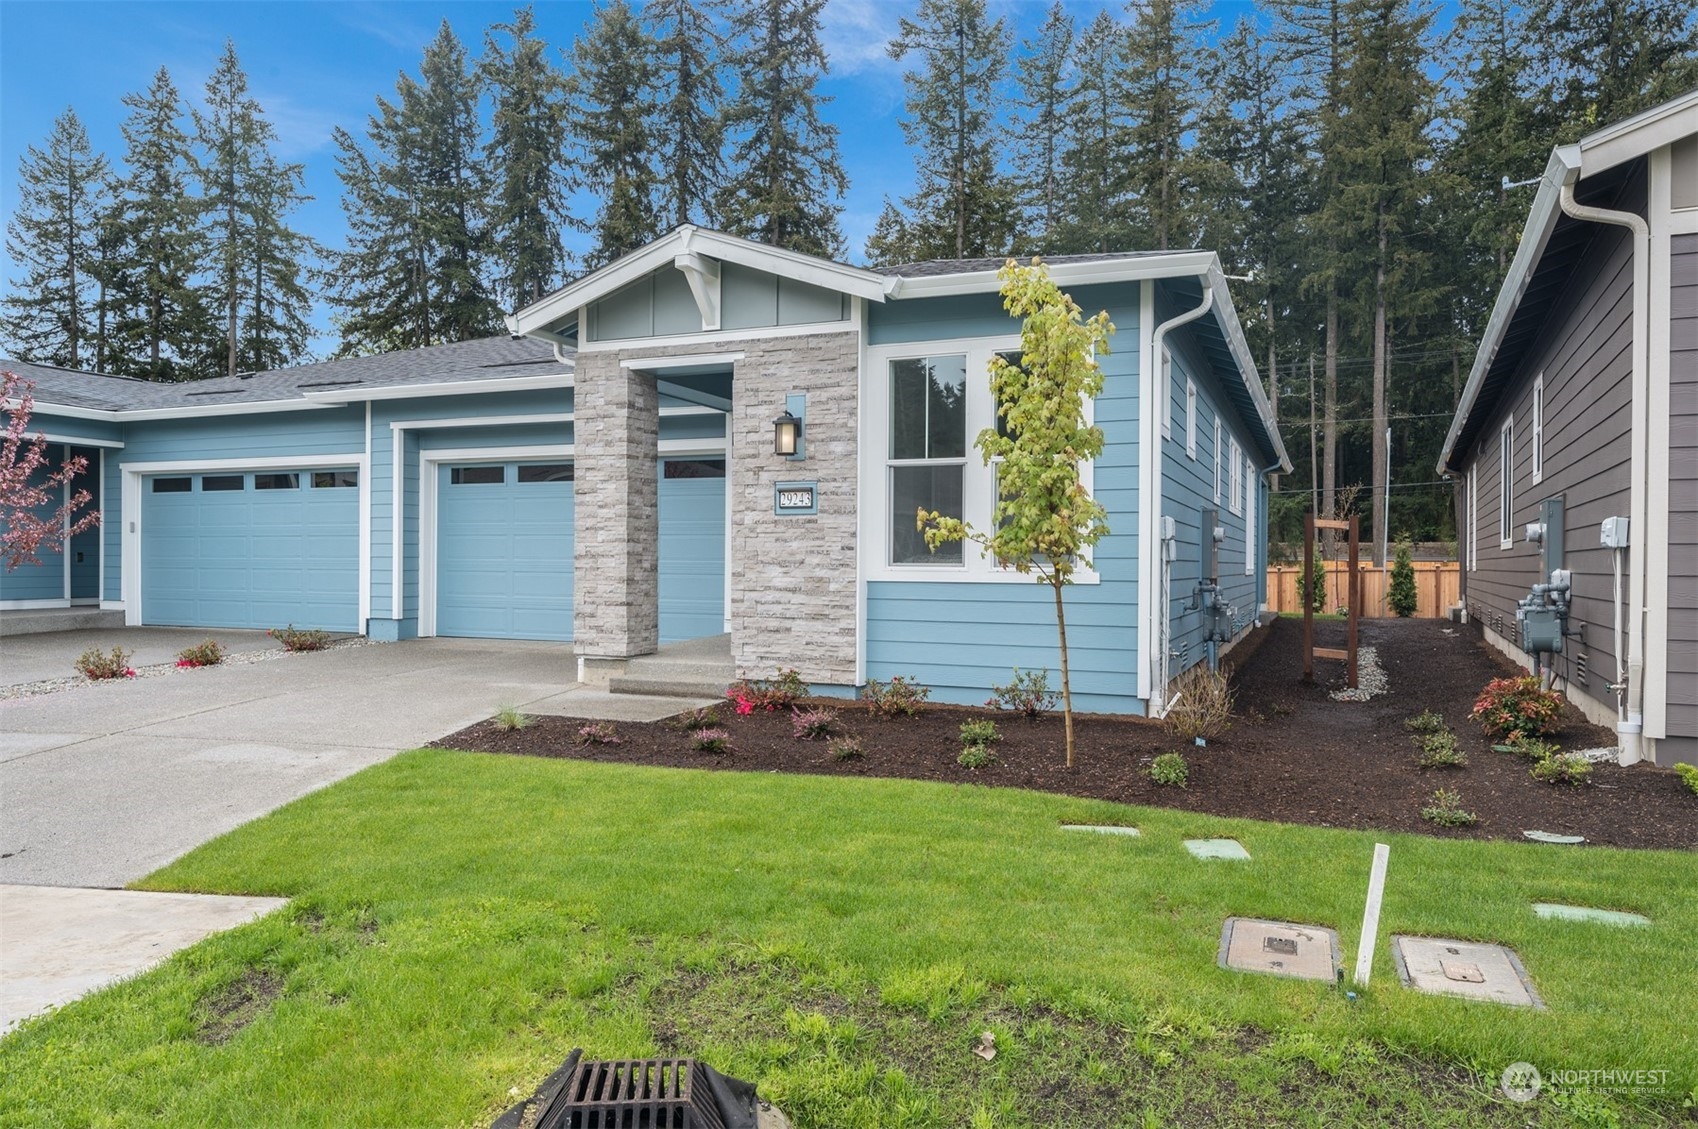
[{"xmin": 774, "ymin": 482, "xmax": 818, "ymax": 515}]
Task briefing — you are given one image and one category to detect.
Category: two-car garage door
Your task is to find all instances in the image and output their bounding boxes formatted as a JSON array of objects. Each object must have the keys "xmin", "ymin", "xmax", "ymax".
[{"xmin": 141, "ymin": 468, "xmax": 359, "ymax": 631}]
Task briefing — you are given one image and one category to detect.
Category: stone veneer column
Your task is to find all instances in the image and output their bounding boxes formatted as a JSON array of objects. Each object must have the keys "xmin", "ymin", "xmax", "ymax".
[
  {"xmin": 728, "ymin": 331, "xmax": 860, "ymax": 685},
  {"xmin": 573, "ymin": 350, "xmax": 660, "ymax": 657}
]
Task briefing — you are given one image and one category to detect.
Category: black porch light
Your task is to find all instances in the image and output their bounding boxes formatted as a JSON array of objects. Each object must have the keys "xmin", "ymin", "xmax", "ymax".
[{"xmin": 773, "ymin": 409, "xmax": 802, "ymax": 457}]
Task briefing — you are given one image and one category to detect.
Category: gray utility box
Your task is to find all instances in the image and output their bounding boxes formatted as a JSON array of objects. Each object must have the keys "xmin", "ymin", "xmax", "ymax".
[{"xmin": 1520, "ymin": 604, "xmax": 1565, "ymax": 655}]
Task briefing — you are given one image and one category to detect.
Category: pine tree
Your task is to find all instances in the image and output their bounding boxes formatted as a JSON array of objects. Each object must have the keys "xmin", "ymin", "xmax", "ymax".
[
  {"xmin": 107, "ymin": 67, "xmax": 214, "ymax": 381},
  {"xmin": 717, "ymin": 0, "xmax": 847, "ymax": 258},
  {"xmin": 569, "ymin": 0, "xmax": 663, "ymax": 268},
  {"xmin": 331, "ymin": 21, "xmax": 501, "ymax": 355},
  {"xmin": 1117, "ymin": 0, "xmax": 1208, "ymax": 250},
  {"xmin": 646, "ymin": 0, "xmax": 727, "ymax": 231},
  {"xmin": 1533, "ymin": 0, "xmax": 1698, "ymax": 134},
  {"xmin": 870, "ymin": 0, "xmax": 1016, "ymax": 264},
  {"xmin": 1055, "ymin": 11, "xmax": 1133, "ymax": 254},
  {"xmin": 481, "ymin": 6, "xmax": 573, "ymax": 310},
  {"xmin": 196, "ymin": 41, "xmax": 316, "ymax": 375},
  {"xmin": 1007, "ymin": 2, "xmax": 1073, "ymax": 254},
  {"xmin": 1, "ymin": 109, "xmax": 109, "ymax": 370},
  {"xmin": 1388, "ymin": 538, "xmax": 1417, "ymax": 616}
]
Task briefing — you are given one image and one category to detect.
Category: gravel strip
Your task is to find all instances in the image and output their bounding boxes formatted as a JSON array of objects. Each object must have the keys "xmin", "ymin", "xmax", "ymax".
[
  {"xmin": 1328, "ymin": 645, "xmax": 1389, "ymax": 702},
  {"xmin": 0, "ymin": 638, "xmax": 383, "ymax": 702}
]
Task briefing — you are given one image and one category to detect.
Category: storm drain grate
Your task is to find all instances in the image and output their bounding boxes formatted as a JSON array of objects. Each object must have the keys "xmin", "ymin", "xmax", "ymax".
[{"xmin": 495, "ymin": 1049, "xmax": 760, "ymax": 1129}]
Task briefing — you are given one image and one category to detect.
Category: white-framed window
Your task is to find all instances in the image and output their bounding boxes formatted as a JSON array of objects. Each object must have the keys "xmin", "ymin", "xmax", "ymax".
[
  {"xmin": 1244, "ymin": 456, "xmax": 1256, "ymax": 575},
  {"xmin": 1467, "ymin": 469, "xmax": 1478, "ymax": 572},
  {"xmin": 1531, "ymin": 374, "xmax": 1544, "ymax": 484},
  {"xmin": 888, "ymin": 354, "xmax": 968, "ymax": 566},
  {"xmin": 1499, "ymin": 417, "xmax": 1514, "ymax": 549},
  {"xmin": 1161, "ymin": 348, "xmax": 1174, "ymax": 439},
  {"xmin": 1229, "ymin": 437, "xmax": 1243, "ymax": 516},
  {"xmin": 1212, "ymin": 417, "xmax": 1222, "ymax": 503},
  {"xmin": 864, "ymin": 336, "xmax": 1097, "ymax": 583},
  {"xmin": 1185, "ymin": 380, "xmax": 1197, "ymax": 459}
]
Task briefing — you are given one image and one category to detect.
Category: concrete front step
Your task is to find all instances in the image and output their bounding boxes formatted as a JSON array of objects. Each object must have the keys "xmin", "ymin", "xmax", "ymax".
[
  {"xmin": 0, "ymin": 607, "xmax": 127, "ymax": 637},
  {"xmin": 608, "ymin": 674, "xmax": 733, "ymax": 699}
]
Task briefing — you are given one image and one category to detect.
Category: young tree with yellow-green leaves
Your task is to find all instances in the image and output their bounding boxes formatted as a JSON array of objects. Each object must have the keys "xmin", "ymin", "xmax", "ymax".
[{"xmin": 919, "ymin": 259, "xmax": 1112, "ymax": 767}]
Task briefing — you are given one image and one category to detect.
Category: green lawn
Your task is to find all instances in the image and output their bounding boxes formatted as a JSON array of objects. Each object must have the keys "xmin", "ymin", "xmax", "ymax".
[{"xmin": 3, "ymin": 749, "xmax": 1694, "ymax": 1127}]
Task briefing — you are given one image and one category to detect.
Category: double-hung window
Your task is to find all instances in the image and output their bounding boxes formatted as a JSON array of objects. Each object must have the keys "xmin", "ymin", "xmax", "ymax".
[
  {"xmin": 1185, "ymin": 380, "xmax": 1198, "ymax": 459},
  {"xmin": 1468, "ymin": 468, "xmax": 1478, "ymax": 571},
  {"xmin": 1229, "ymin": 437, "xmax": 1243, "ymax": 516},
  {"xmin": 1244, "ymin": 455, "xmax": 1256, "ymax": 574},
  {"xmin": 1499, "ymin": 417, "xmax": 1514, "ymax": 549},
  {"xmin": 1213, "ymin": 418, "xmax": 1222, "ymax": 503},
  {"xmin": 1531, "ymin": 375, "xmax": 1544, "ymax": 484},
  {"xmin": 888, "ymin": 355, "xmax": 967, "ymax": 565},
  {"xmin": 1161, "ymin": 349, "xmax": 1174, "ymax": 439}
]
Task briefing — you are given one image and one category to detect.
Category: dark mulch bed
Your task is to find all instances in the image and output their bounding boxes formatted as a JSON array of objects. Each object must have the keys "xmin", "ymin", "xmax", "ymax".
[{"xmin": 431, "ymin": 617, "xmax": 1698, "ymax": 851}]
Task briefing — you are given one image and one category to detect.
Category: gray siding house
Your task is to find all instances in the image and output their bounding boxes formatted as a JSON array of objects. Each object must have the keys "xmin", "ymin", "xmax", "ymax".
[{"xmin": 1439, "ymin": 89, "xmax": 1697, "ymax": 768}]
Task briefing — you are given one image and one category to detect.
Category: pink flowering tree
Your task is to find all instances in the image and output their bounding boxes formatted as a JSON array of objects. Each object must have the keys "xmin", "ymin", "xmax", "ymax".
[{"xmin": 3, "ymin": 370, "xmax": 101, "ymax": 570}]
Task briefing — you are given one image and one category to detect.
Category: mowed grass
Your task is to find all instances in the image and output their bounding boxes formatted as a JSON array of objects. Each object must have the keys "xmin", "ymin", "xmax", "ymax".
[{"xmin": 3, "ymin": 749, "xmax": 1695, "ymax": 1127}]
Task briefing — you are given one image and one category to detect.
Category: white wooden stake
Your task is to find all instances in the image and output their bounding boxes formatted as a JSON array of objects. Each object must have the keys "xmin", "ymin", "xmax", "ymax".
[{"xmin": 1354, "ymin": 843, "xmax": 1391, "ymax": 987}]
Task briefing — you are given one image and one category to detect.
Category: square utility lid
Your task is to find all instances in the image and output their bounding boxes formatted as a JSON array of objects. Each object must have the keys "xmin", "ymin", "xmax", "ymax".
[
  {"xmin": 1185, "ymin": 838, "xmax": 1250, "ymax": 860},
  {"xmin": 1218, "ymin": 918, "xmax": 1340, "ymax": 982},
  {"xmin": 1392, "ymin": 936, "xmax": 1545, "ymax": 1008}
]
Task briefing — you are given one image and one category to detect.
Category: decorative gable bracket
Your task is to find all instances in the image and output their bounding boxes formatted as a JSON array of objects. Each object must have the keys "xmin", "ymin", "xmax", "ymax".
[{"xmin": 673, "ymin": 252, "xmax": 722, "ymax": 332}]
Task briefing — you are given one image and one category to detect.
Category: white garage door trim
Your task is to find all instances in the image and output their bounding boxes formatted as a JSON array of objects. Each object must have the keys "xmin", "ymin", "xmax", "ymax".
[{"xmin": 121, "ymin": 454, "xmax": 370, "ymax": 630}]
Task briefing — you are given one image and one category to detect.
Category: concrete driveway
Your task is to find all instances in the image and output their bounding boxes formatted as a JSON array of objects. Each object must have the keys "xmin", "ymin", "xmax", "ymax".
[{"xmin": 0, "ymin": 632, "xmax": 701, "ymax": 888}]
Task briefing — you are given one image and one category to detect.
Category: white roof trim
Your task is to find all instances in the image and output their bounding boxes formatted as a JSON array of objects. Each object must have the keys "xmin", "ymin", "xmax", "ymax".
[
  {"xmin": 1204, "ymin": 263, "xmax": 1292, "ymax": 473},
  {"xmin": 511, "ymin": 225, "xmax": 892, "ymax": 336},
  {"xmin": 300, "ymin": 373, "xmax": 574, "ymax": 403},
  {"xmin": 619, "ymin": 352, "xmax": 745, "ymax": 372},
  {"xmin": 887, "ymin": 250, "xmax": 1218, "ymax": 299},
  {"xmin": 1577, "ymin": 88, "xmax": 1698, "ymax": 177}
]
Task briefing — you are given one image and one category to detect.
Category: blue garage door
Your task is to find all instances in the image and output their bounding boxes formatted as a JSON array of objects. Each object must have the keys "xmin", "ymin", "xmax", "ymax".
[
  {"xmin": 659, "ymin": 457, "xmax": 726, "ymax": 642},
  {"xmin": 436, "ymin": 461, "xmax": 573, "ymax": 641},
  {"xmin": 141, "ymin": 469, "xmax": 359, "ymax": 631}
]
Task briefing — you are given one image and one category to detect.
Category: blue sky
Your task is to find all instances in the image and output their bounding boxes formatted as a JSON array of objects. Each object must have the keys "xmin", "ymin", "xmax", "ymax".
[{"xmin": 0, "ymin": 0, "xmax": 1270, "ymax": 351}]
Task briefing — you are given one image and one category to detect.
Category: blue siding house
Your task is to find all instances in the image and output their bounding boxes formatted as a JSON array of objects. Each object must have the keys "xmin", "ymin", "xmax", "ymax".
[{"xmin": 2, "ymin": 227, "xmax": 1287, "ymax": 715}]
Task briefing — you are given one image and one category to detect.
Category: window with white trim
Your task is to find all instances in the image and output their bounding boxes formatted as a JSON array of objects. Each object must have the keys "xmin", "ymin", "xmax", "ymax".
[
  {"xmin": 1531, "ymin": 375, "xmax": 1543, "ymax": 484},
  {"xmin": 889, "ymin": 355, "xmax": 966, "ymax": 565},
  {"xmin": 1498, "ymin": 417, "xmax": 1514, "ymax": 549},
  {"xmin": 1213, "ymin": 417, "xmax": 1222, "ymax": 503},
  {"xmin": 1229, "ymin": 437, "xmax": 1243, "ymax": 515},
  {"xmin": 1244, "ymin": 456, "xmax": 1256, "ymax": 575},
  {"xmin": 1467, "ymin": 469, "xmax": 1478, "ymax": 571},
  {"xmin": 1185, "ymin": 380, "xmax": 1197, "ymax": 458},
  {"xmin": 1161, "ymin": 348, "xmax": 1174, "ymax": 439}
]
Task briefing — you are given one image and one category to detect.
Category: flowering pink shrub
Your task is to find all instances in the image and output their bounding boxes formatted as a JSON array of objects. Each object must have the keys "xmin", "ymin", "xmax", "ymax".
[
  {"xmin": 1469, "ymin": 676, "xmax": 1563, "ymax": 741},
  {"xmin": 727, "ymin": 669, "xmax": 806, "ymax": 712},
  {"xmin": 791, "ymin": 706, "xmax": 839, "ymax": 740}
]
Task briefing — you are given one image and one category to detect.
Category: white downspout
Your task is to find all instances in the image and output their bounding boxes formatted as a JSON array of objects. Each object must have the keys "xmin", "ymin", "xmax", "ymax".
[
  {"xmin": 1558, "ymin": 179, "xmax": 1650, "ymax": 765},
  {"xmin": 1146, "ymin": 279, "xmax": 1216, "ymax": 712}
]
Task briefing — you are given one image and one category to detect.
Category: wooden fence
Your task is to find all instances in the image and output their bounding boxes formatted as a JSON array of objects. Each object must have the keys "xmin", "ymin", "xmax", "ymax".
[{"xmin": 1266, "ymin": 561, "xmax": 1460, "ymax": 619}]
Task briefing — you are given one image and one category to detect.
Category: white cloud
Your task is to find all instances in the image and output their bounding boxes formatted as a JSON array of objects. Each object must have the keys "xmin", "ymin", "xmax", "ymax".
[{"xmin": 821, "ymin": 0, "xmax": 905, "ymax": 76}]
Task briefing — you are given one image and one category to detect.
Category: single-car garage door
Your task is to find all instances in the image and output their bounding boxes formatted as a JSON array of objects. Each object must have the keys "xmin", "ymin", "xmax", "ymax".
[
  {"xmin": 435, "ymin": 461, "xmax": 574, "ymax": 641},
  {"xmin": 659, "ymin": 457, "xmax": 726, "ymax": 642},
  {"xmin": 141, "ymin": 468, "xmax": 359, "ymax": 631}
]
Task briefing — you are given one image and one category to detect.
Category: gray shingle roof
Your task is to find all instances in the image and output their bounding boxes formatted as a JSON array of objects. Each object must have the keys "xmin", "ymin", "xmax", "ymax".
[
  {"xmin": 879, "ymin": 250, "xmax": 1188, "ymax": 279},
  {"xmin": 2, "ymin": 336, "xmax": 570, "ymax": 414}
]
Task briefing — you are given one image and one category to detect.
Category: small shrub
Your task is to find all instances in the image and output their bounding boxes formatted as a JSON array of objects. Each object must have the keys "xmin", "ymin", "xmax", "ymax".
[
  {"xmin": 987, "ymin": 668, "xmax": 1056, "ymax": 719},
  {"xmin": 959, "ymin": 719, "xmax": 1001, "ymax": 747},
  {"xmin": 1674, "ymin": 763, "xmax": 1698, "ymax": 796},
  {"xmin": 669, "ymin": 705, "xmax": 721, "ymax": 731},
  {"xmin": 691, "ymin": 728, "xmax": 734, "ymax": 754},
  {"xmin": 575, "ymin": 720, "xmax": 621, "ymax": 746},
  {"xmin": 492, "ymin": 706, "xmax": 532, "ymax": 733},
  {"xmin": 1388, "ymin": 539, "xmax": 1418, "ymax": 617},
  {"xmin": 1147, "ymin": 752, "xmax": 1189, "ymax": 787},
  {"xmin": 1469, "ymin": 675, "xmax": 1563, "ymax": 740},
  {"xmin": 958, "ymin": 744, "xmax": 997, "ymax": 769},
  {"xmin": 727, "ymin": 669, "xmax": 806, "ymax": 713},
  {"xmin": 175, "ymin": 639, "xmax": 226, "ymax": 668},
  {"xmin": 791, "ymin": 706, "xmax": 839, "ymax": 741},
  {"xmin": 1413, "ymin": 730, "xmax": 1467, "ymax": 769},
  {"xmin": 864, "ymin": 675, "xmax": 930, "ymax": 719},
  {"xmin": 1162, "ymin": 665, "xmax": 1234, "ymax": 742},
  {"xmin": 75, "ymin": 646, "xmax": 134, "ymax": 681},
  {"xmin": 830, "ymin": 735, "xmax": 864, "ymax": 761},
  {"xmin": 1403, "ymin": 709, "xmax": 1445, "ymax": 733},
  {"xmin": 1421, "ymin": 788, "xmax": 1478, "ymax": 827},
  {"xmin": 1503, "ymin": 735, "xmax": 1560, "ymax": 761},
  {"xmin": 268, "ymin": 625, "xmax": 331, "ymax": 652},
  {"xmin": 1530, "ymin": 752, "xmax": 1592, "ymax": 786}
]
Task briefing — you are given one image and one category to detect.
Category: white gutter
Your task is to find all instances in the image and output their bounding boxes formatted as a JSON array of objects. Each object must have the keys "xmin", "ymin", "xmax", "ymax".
[
  {"xmin": 300, "ymin": 373, "xmax": 574, "ymax": 402},
  {"xmin": 1558, "ymin": 177, "xmax": 1651, "ymax": 766}
]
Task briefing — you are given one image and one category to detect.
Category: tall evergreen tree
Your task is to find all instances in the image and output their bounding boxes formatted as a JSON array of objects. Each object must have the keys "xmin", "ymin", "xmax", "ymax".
[
  {"xmin": 717, "ymin": 0, "xmax": 847, "ymax": 258},
  {"xmin": 1117, "ymin": 0, "xmax": 1208, "ymax": 250},
  {"xmin": 1533, "ymin": 0, "xmax": 1698, "ymax": 134},
  {"xmin": 646, "ymin": 0, "xmax": 727, "ymax": 231},
  {"xmin": 569, "ymin": 0, "xmax": 663, "ymax": 268},
  {"xmin": 108, "ymin": 67, "xmax": 214, "ymax": 381},
  {"xmin": 331, "ymin": 21, "xmax": 500, "ymax": 355},
  {"xmin": 481, "ymin": 6, "xmax": 572, "ymax": 310},
  {"xmin": 1055, "ymin": 11, "xmax": 1133, "ymax": 255},
  {"xmin": 1, "ymin": 109, "xmax": 109, "ymax": 369},
  {"xmin": 869, "ymin": 0, "xmax": 1016, "ymax": 264},
  {"xmin": 196, "ymin": 41, "xmax": 316, "ymax": 375},
  {"xmin": 1007, "ymin": 2, "xmax": 1074, "ymax": 254}
]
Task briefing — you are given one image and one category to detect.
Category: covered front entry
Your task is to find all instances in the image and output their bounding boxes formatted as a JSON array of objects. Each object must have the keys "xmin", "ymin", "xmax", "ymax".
[{"xmin": 140, "ymin": 467, "xmax": 360, "ymax": 631}]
